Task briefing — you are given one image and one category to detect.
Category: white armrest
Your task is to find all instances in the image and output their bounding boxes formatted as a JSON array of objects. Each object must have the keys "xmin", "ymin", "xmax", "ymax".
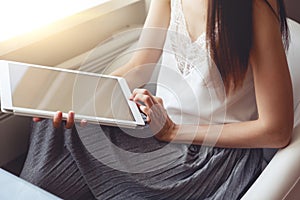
[
  {"xmin": 0, "ymin": 169, "xmax": 62, "ymax": 200},
  {"xmin": 242, "ymin": 102, "xmax": 300, "ymax": 200}
]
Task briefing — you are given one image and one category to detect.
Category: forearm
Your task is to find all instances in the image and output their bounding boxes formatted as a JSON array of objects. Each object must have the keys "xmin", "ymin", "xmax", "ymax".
[
  {"xmin": 170, "ymin": 119, "xmax": 291, "ymax": 149},
  {"xmin": 110, "ymin": 0, "xmax": 169, "ymax": 89},
  {"xmin": 110, "ymin": 61, "xmax": 157, "ymax": 91}
]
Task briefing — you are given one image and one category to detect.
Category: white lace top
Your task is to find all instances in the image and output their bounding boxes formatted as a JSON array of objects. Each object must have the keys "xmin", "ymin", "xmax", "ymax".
[{"xmin": 156, "ymin": 0, "xmax": 258, "ymax": 125}]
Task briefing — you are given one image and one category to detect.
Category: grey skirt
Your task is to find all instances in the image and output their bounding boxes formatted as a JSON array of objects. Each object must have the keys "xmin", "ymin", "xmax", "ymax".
[{"xmin": 20, "ymin": 120, "xmax": 263, "ymax": 200}]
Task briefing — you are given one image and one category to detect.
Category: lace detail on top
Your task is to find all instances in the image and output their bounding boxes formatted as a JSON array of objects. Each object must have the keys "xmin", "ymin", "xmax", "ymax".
[
  {"xmin": 157, "ymin": 0, "xmax": 257, "ymax": 124},
  {"xmin": 167, "ymin": 0, "xmax": 209, "ymax": 77}
]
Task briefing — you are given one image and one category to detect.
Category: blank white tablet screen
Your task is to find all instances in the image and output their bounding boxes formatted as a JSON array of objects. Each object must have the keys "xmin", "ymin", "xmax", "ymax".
[{"xmin": 9, "ymin": 63, "xmax": 135, "ymax": 122}]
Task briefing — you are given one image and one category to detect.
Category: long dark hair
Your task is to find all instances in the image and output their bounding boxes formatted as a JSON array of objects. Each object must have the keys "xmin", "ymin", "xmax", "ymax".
[{"xmin": 206, "ymin": 0, "xmax": 290, "ymax": 94}]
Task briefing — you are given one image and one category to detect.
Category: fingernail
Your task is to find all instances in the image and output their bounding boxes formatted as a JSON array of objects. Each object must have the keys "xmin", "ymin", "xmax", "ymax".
[
  {"xmin": 69, "ymin": 111, "xmax": 74, "ymax": 118},
  {"xmin": 80, "ymin": 119, "xmax": 88, "ymax": 127},
  {"xmin": 56, "ymin": 111, "xmax": 62, "ymax": 117}
]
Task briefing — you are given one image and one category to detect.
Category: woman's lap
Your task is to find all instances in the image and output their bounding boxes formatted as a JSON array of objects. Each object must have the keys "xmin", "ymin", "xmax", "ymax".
[
  {"xmin": 20, "ymin": 119, "xmax": 95, "ymax": 200},
  {"xmin": 21, "ymin": 119, "xmax": 263, "ymax": 200}
]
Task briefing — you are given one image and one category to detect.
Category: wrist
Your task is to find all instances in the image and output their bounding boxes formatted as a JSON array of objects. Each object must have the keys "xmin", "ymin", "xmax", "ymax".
[
  {"xmin": 166, "ymin": 123, "xmax": 179, "ymax": 142},
  {"xmin": 168, "ymin": 124, "xmax": 205, "ymax": 145}
]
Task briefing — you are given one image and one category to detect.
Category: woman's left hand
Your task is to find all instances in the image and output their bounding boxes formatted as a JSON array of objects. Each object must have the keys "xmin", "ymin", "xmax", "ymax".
[{"xmin": 130, "ymin": 88, "xmax": 176, "ymax": 142}]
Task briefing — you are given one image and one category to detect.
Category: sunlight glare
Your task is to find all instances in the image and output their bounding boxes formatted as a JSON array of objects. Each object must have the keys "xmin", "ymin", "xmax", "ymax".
[{"xmin": 0, "ymin": 0, "xmax": 109, "ymax": 42}]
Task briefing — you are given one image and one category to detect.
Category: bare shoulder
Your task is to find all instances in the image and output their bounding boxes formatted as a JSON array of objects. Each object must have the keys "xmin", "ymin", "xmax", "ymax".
[
  {"xmin": 252, "ymin": 0, "xmax": 280, "ymax": 24},
  {"xmin": 153, "ymin": 0, "xmax": 170, "ymax": 4},
  {"xmin": 250, "ymin": 0, "xmax": 288, "ymax": 78},
  {"xmin": 254, "ymin": 0, "xmax": 278, "ymax": 11},
  {"xmin": 145, "ymin": 0, "xmax": 171, "ymax": 29},
  {"xmin": 251, "ymin": 0, "xmax": 283, "ymax": 55},
  {"xmin": 150, "ymin": 0, "xmax": 171, "ymax": 8},
  {"xmin": 151, "ymin": 0, "xmax": 171, "ymax": 11}
]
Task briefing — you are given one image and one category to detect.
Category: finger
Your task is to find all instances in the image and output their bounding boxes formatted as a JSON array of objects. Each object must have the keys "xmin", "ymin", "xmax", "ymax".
[
  {"xmin": 80, "ymin": 119, "xmax": 88, "ymax": 127},
  {"xmin": 132, "ymin": 93, "xmax": 155, "ymax": 108},
  {"xmin": 131, "ymin": 89, "xmax": 162, "ymax": 106},
  {"xmin": 135, "ymin": 102, "xmax": 143, "ymax": 112},
  {"xmin": 53, "ymin": 111, "xmax": 63, "ymax": 128},
  {"xmin": 130, "ymin": 88, "xmax": 153, "ymax": 100},
  {"xmin": 131, "ymin": 88, "xmax": 151, "ymax": 96},
  {"xmin": 65, "ymin": 111, "xmax": 75, "ymax": 129},
  {"xmin": 33, "ymin": 117, "xmax": 42, "ymax": 122},
  {"xmin": 154, "ymin": 96, "xmax": 163, "ymax": 106},
  {"xmin": 139, "ymin": 105, "xmax": 151, "ymax": 123}
]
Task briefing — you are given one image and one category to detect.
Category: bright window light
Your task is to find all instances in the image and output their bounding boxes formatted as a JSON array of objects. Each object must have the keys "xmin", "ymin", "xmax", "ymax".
[{"xmin": 0, "ymin": 0, "xmax": 110, "ymax": 42}]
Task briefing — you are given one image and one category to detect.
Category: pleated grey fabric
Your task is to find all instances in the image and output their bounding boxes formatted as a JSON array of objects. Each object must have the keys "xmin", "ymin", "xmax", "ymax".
[{"xmin": 20, "ymin": 119, "xmax": 263, "ymax": 200}]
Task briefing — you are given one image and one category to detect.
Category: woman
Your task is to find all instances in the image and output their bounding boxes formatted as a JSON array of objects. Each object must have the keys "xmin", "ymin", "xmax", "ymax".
[{"xmin": 20, "ymin": 0, "xmax": 293, "ymax": 199}]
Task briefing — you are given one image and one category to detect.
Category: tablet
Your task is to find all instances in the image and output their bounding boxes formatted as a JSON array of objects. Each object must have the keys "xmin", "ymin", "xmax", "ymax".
[{"xmin": 0, "ymin": 60, "xmax": 145, "ymax": 128}]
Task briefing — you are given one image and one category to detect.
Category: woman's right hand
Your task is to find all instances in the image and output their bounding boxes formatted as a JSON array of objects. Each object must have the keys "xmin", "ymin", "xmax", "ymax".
[{"xmin": 33, "ymin": 111, "xmax": 77, "ymax": 129}]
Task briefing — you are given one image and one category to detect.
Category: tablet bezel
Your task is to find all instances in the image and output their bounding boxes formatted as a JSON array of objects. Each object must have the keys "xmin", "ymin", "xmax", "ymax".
[{"xmin": 0, "ymin": 60, "xmax": 145, "ymax": 128}]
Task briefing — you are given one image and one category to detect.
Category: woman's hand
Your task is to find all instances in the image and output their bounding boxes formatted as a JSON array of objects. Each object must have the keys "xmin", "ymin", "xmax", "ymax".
[
  {"xmin": 130, "ymin": 89, "xmax": 176, "ymax": 142},
  {"xmin": 32, "ymin": 111, "xmax": 84, "ymax": 129}
]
